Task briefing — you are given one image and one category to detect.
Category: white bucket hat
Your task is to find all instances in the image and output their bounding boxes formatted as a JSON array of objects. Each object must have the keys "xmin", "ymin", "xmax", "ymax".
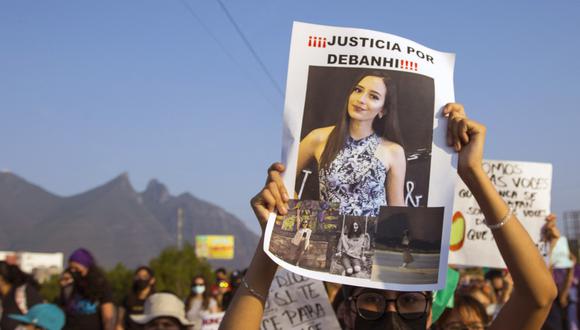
[{"xmin": 130, "ymin": 293, "xmax": 193, "ymax": 326}]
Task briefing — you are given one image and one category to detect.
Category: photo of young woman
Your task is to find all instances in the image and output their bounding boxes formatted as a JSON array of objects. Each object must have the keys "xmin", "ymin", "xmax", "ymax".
[
  {"xmin": 294, "ymin": 67, "xmax": 435, "ymax": 214},
  {"xmin": 330, "ymin": 215, "xmax": 375, "ymax": 279},
  {"xmin": 290, "ymin": 217, "xmax": 312, "ymax": 266},
  {"xmin": 296, "ymin": 70, "xmax": 406, "ymax": 217},
  {"xmin": 336, "ymin": 220, "xmax": 370, "ymax": 276}
]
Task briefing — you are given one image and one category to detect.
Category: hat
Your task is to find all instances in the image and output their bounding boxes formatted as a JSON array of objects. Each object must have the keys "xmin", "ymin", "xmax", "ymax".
[
  {"xmin": 8, "ymin": 304, "xmax": 65, "ymax": 330},
  {"xmin": 68, "ymin": 248, "xmax": 95, "ymax": 268},
  {"xmin": 130, "ymin": 293, "xmax": 193, "ymax": 326}
]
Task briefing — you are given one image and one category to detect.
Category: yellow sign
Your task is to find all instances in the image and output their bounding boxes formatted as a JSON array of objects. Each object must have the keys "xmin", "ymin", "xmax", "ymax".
[{"xmin": 195, "ymin": 235, "xmax": 234, "ymax": 260}]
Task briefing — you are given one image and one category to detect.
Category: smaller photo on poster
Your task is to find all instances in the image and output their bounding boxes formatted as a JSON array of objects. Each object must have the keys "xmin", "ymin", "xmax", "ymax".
[
  {"xmin": 328, "ymin": 215, "xmax": 377, "ymax": 279},
  {"xmin": 371, "ymin": 206, "xmax": 444, "ymax": 285},
  {"xmin": 267, "ymin": 200, "xmax": 340, "ymax": 271}
]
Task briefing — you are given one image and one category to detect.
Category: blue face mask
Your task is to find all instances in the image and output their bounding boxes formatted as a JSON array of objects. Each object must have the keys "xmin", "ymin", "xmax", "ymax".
[{"xmin": 192, "ymin": 285, "xmax": 205, "ymax": 295}]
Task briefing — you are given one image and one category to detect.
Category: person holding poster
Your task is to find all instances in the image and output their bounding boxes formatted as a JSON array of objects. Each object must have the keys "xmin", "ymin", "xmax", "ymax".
[
  {"xmin": 296, "ymin": 71, "xmax": 406, "ymax": 216},
  {"xmin": 219, "ymin": 104, "xmax": 557, "ymax": 330}
]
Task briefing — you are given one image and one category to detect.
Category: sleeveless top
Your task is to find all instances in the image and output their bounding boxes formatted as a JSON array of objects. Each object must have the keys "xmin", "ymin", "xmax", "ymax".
[{"xmin": 319, "ymin": 133, "xmax": 387, "ymax": 216}]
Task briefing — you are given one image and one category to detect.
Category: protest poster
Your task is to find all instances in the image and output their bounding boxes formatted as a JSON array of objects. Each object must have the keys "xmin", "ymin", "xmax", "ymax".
[
  {"xmin": 261, "ymin": 268, "xmax": 341, "ymax": 330},
  {"xmin": 201, "ymin": 312, "xmax": 225, "ymax": 330},
  {"xmin": 263, "ymin": 22, "xmax": 457, "ymax": 291},
  {"xmin": 195, "ymin": 235, "xmax": 235, "ymax": 259},
  {"xmin": 448, "ymin": 160, "xmax": 552, "ymax": 268}
]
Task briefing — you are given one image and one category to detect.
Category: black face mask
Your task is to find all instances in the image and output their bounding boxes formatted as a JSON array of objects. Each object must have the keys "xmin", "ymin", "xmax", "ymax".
[
  {"xmin": 354, "ymin": 311, "xmax": 427, "ymax": 330},
  {"xmin": 68, "ymin": 269, "xmax": 83, "ymax": 283},
  {"xmin": 133, "ymin": 279, "xmax": 150, "ymax": 292}
]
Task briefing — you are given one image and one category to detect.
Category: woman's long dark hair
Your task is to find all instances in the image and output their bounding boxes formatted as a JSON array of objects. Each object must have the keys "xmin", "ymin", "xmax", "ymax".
[
  {"xmin": 320, "ymin": 71, "xmax": 404, "ymax": 170},
  {"xmin": 186, "ymin": 275, "xmax": 211, "ymax": 311},
  {"xmin": 73, "ymin": 265, "xmax": 109, "ymax": 303},
  {"xmin": 347, "ymin": 221, "xmax": 362, "ymax": 239}
]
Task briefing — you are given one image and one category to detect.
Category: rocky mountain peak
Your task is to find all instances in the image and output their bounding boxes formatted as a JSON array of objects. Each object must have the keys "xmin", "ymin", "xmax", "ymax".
[{"xmin": 143, "ymin": 179, "xmax": 171, "ymax": 204}]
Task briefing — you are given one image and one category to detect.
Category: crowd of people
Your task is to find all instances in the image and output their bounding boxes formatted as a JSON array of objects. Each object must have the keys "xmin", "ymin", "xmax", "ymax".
[
  {"xmin": 0, "ymin": 249, "xmax": 243, "ymax": 330},
  {"xmin": 218, "ymin": 103, "xmax": 565, "ymax": 330},
  {"xmin": 0, "ymin": 103, "xmax": 576, "ymax": 330}
]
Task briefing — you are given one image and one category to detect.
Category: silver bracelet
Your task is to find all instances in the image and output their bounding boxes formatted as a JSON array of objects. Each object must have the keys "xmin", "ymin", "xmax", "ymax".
[
  {"xmin": 484, "ymin": 208, "xmax": 513, "ymax": 231},
  {"xmin": 241, "ymin": 277, "xmax": 268, "ymax": 302}
]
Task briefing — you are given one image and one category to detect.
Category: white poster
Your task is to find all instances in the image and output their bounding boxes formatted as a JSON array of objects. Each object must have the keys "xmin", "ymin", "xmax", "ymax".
[
  {"xmin": 261, "ymin": 268, "xmax": 341, "ymax": 330},
  {"xmin": 263, "ymin": 21, "xmax": 457, "ymax": 291},
  {"xmin": 449, "ymin": 160, "xmax": 552, "ymax": 268}
]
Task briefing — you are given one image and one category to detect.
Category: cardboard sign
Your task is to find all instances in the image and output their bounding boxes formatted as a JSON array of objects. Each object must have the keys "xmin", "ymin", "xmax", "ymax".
[
  {"xmin": 261, "ymin": 268, "xmax": 341, "ymax": 330},
  {"xmin": 449, "ymin": 160, "xmax": 552, "ymax": 268}
]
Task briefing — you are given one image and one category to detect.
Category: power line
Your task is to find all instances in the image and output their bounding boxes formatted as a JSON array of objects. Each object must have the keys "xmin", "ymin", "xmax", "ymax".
[
  {"xmin": 177, "ymin": 0, "xmax": 279, "ymax": 106},
  {"xmin": 215, "ymin": 0, "xmax": 284, "ymax": 97}
]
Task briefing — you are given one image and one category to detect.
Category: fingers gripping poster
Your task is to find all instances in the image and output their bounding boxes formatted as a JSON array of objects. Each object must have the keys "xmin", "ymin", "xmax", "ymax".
[
  {"xmin": 449, "ymin": 160, "xmax": 552, "ymax": 268},
  {"xmin": 263, "ymin": 22, "xmax": 457, "ymax": 291}
]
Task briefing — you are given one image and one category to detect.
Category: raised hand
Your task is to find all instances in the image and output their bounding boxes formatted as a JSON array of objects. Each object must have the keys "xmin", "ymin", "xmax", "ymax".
[{"xmin": 250, "ymin": 162, "xmax": 290, "ymax": 231}]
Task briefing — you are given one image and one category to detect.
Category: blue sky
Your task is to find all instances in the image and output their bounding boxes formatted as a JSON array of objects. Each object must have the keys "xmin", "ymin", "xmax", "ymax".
[{"xmin": 1, "ymin": 1, "xmax": 579, "ymax": 234}]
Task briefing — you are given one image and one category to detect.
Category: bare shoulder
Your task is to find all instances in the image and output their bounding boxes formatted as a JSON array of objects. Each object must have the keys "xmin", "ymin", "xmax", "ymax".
[
  {"xmin": 377, "ymin": 138, "xmax": 405, "ymax": 159},
  {"xmin": 303, "ymin": 126, "xmax": 334, "ymax": 145}
]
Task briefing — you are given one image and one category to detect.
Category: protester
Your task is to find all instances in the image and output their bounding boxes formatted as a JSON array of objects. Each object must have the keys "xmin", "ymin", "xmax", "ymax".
[
  {"xmin": 115, "ymin": 266, "xmax": 156, "ymax": 330},
  {"xmin": 8, "ymin": 303, "xmax": 65, "ymax": 330},
  {"xmin": 211, "ymin": 268, "xmax": 230, "ymax": 310},
  {"xmin": 219, "ymin": 103, "xmax": 557, "ymax": 330},
  {"xmin": 185, "ymin": 275, "xmax": 219, "ymax": 329},
  {"xmin": 57, "ymin": 269, "xmax": 74, "ymax": 305},
  {"xmin": 221, "ymin": 270, "xmax": 243, "ymax": 311},
  {"xmin": 455, "ymin": 270, "xmax": 496, "ymax": 317},
  {"xmin": 0, "ymin": 261, "xmax": 44, "ymax": 330},
  {"xmin": 569, "ymin": 252, "xmax": 580, "ymax": 330},
  {"xmin": 434, "ymin": 294, "xmax": 489, "ymax": 330},
  {"xmin": 130, "ymin": 293, "xmax": 193, "ymax": 330},
  {"xmin": 484, "ymin": 269, "xmax": 513, "ymax": 318},
  {"xmin": 214, "ymin": 268, "xmax": 228, "ymax": 285},
  {"xmin": 542, "ymin": 214, "xmax": 576, "ymax": 330},
  {"xmin": 59, "ymin": 248, "xmax": 115, "ymax": 330}
]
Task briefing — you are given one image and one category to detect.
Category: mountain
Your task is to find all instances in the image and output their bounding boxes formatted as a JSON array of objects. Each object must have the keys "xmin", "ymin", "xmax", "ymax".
[
  {"xmin": 0, "ymin": 171, "xmax": 62, "ymax": 249},
  {"xmin": 141, "ymin": 179, "xmax": 258, "ymax": 269},
  {"xmin": 0, "ymin": 172, "xmax": 258, "ymax": 269}
]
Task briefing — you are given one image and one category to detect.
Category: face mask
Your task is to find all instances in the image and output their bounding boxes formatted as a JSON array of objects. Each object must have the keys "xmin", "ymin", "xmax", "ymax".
[
  {"xmin": 192, "ymin": 285, "xmax": 205, "ymax": 295},
  {"xmin": 69, "ymin": 268, "xmax": 83, "ymax": 282},
  {"xmin": 133, "ymin": 279, "xmax": 150, "ymax": 292},
  {"xmin": 354, "ymin": 311, "xmax": 427, "ymax": 330}
]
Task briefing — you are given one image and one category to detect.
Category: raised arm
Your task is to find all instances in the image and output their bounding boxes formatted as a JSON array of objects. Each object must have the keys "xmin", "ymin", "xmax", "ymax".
[
  {"xmin": 219, "ymin": 163, "xmax": 289, "ymax": 330},
  {"xmin": 445, "ymin": 103, "xmax": 557, "ymax": 330}
]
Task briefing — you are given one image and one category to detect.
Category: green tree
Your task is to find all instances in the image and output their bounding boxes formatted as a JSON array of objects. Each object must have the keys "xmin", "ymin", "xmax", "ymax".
[
  {"xmin": 106, "ymin": 263, "xmax": 134, "ymax": 305},
  {"xmin": 40, "ymin": 275, "xmax": 61, "ymax": 303},
  {"xmin": 149, "ymin": 244, "xmax": 214, "ymax": 299}
]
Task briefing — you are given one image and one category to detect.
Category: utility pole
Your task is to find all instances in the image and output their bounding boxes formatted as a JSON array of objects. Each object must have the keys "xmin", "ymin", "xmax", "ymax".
[{"xmin": 177, "ymin": 207, "xmax": 184, "ymax": 250}]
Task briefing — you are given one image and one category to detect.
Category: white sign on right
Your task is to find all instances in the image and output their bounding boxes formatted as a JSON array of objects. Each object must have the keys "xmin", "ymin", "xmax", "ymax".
[{"xmin": 448, "ymin": 160, "xmax": 552, "ymax": 269}]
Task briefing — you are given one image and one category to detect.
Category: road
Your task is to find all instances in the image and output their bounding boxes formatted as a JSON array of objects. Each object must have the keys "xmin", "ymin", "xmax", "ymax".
[{"xmin": 370, "ymin": 249, "xmax": 440, "ymax": 284}]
